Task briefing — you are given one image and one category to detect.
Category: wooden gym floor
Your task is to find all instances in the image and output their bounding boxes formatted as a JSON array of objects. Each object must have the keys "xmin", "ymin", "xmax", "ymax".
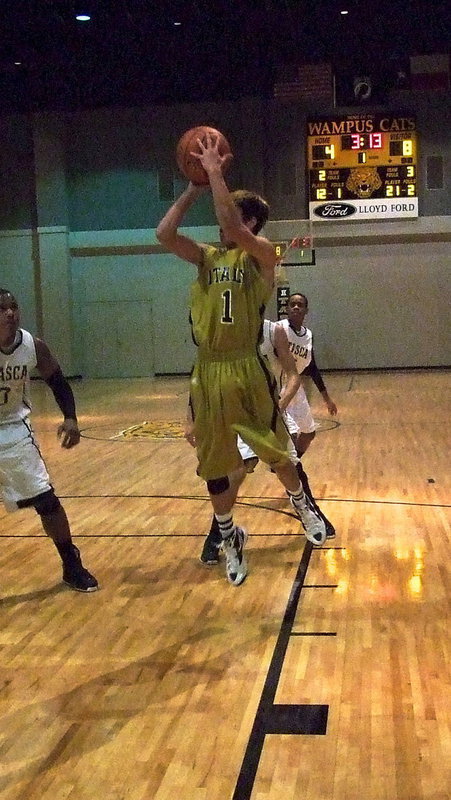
[{"xmin": 0, "ymin": 370, "xmax": 449, "ymax": 800}]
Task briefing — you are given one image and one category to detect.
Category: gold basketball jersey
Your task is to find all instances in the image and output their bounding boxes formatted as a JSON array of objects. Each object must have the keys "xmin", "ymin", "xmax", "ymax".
[{"xmin": 190, "ymin": 245, "xmax": 271, "ymax": 358}]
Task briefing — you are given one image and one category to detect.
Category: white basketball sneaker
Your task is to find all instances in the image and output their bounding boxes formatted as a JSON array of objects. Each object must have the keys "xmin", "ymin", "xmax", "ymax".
[
  {"xmin": 222, "ymin": 527, "xmax": 248, "ymax": 586},
  {"xmin": 290, "ymin": 495, "xmax": 327, "ymax": 545}
]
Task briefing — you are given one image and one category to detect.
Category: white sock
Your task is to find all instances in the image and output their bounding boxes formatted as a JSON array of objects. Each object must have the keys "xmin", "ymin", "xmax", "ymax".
[
  {"xmin": 287, "ymin": 483, "xmax": 305, "ymax": 508},
  {"xmin": 214, "ymin": 512, "xmax": 235, "ymax": 540}
]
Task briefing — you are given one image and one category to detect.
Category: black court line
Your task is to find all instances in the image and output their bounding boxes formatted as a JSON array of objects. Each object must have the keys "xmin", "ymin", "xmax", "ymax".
[
  {"xmin": 236, "ymin": 498, "xmax": 450, "ymax": 509},
  {"xmin": 291, "ymin": 631, "xmax": 337, "ymax": 637},
  {"xmin": 0, "ymin": 533, "xmax": 307, "ymax": 540},
  {"xmin": 322, "ymin": 546, "xmax": 346, "ymax": 550},
  {"xmin": 232, "ymin": 540, "xmax": 329, "ymax": 800},
  {"xmin": 304, "ymin": 584, "xmax": 339, "ymax": 588},
  {"xmin": 264, "ymin": 704, "xmax": 328, "ymax": 735},
  {"xmin": 47, "ymin": 493, "xmax": 450, "ymax": 509}
]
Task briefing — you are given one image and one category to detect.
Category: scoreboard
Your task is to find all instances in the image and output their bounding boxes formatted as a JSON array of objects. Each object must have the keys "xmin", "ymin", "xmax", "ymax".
[{"xmin": 307, "ymin": 114, "xmax": 418, "ymax": 221}]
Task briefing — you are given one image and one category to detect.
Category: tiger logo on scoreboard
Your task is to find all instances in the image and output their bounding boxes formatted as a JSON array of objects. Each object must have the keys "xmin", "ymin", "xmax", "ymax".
[{"xmin": 345, "ymin": 167, "xmax": 382, "ymax": 198}]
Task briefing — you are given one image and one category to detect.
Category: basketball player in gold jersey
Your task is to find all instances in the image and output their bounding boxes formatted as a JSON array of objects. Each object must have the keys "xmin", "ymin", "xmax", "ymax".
[{"xmin": 156, "ymin": 132, "xmax": 327, "ymax": 585}]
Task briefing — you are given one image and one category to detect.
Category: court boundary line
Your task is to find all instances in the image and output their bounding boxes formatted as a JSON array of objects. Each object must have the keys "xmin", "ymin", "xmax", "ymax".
[
  {"xmin": 11, "ymin": 493, "xmax": 447, "ymax": 509},
  {"xmin": 232, "ymin": 540, "xmax": 331, "ymax": 798}
]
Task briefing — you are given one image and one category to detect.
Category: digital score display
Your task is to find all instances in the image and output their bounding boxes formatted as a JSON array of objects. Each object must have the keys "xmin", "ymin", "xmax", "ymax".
[
  {"xmin": 307, "ymin": 114, "xmax": 418, "ymax": 220},
  {"xmin": 272, "ymin": 239, "xmax": 315, "ymax": 266}
]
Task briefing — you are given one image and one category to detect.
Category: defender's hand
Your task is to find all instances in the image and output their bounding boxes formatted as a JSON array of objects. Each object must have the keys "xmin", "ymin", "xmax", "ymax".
[{"xmin": 57, "ymin": 419, "xmax": 81, "ymax": 449}]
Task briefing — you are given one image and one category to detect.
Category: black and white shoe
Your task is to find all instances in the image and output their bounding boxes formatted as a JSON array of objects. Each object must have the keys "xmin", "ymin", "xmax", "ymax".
[
  {"xmin": 325, "ymin": 521, "xmax": 336, "ymax": 540},
  {"xmin": 290, "ymin": 495, "xmax": 327, "ymax": 546},
  {"xmin": 62, "ymin": 546, "xmax": 99, "ymax": 592},
  {"xmin": 200, "ymin": 536, "xmax": 222, "ymax": 565},
  {"xmin": 223, "ymin": 527, "xmax": 248, "ymax": 586}
]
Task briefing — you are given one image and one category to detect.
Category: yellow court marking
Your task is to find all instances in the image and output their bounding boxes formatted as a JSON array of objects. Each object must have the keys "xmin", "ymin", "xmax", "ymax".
[
  {"xmin": 81, "ymin": 419, "xmax": 338, "ymax": 441},
  {"xmin": 116, "ymin": 420, "xmax": 185, "ymax": 440},
  {"xmin": 80, "ymin": 421, "xmax": 186, "ymax": 441}
]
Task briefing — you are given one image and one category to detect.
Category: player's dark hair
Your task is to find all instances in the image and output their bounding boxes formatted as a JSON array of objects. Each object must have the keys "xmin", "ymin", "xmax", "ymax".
[
  {"xmin": 288, "ymin": 292, "xmax": 308, "ymax": 309},
  {"xmin": 0, "ymin": 289, "xmax": 16, "ymax": 305},
  {"xmin": 230, "ymin": 190, "xmax": 269, "ymax": 234}
]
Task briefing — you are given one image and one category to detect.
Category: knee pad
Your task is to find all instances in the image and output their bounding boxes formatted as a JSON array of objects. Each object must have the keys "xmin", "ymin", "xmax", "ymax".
[
  {"xmin": 32, "ymin": 489, "xmax": 61, "ymax": 517},
  {"xmin": 206, "ymin": 476, "xmax": 230, "ymax": 495}
]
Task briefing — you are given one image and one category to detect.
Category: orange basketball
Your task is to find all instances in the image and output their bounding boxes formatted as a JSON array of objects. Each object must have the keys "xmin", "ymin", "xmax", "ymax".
[{"xmin": 176, "ymin": 125, "xmax": 232, "ymax": 185}]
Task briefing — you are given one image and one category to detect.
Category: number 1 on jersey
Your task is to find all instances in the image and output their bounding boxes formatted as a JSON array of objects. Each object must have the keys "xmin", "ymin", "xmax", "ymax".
[{"xmin": 221, "ymin": 289, "xmax": 234, "ymax": 324}]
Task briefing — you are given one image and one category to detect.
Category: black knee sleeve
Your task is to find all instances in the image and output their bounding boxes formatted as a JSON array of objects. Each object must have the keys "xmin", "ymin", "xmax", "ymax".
[{"xmin": 206, "ymin": 476, "xmax": 230, "ymax": 495}]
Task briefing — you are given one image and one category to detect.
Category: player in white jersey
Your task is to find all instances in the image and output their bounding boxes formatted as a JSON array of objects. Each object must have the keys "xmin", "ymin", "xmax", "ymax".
[
  {"xmin": 0, "ymin": 289, "xmax": 98, "ymax": 592},
  {"xmin": 278, "ymin": 292, "xmax": 338, "ymax": 536},
  {"xmin": 235, "ymin": 318, "xmax": 299, "ymax": 465},
  {"xmin": 278, "ymin": 294, "xmax": 337, "ymax": 445}
]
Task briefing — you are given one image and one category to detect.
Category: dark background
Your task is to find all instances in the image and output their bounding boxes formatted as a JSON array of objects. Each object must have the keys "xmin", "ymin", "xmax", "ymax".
[{"xmin": 0, "ymin": 0, "xmax": 449, "ymax": 113}]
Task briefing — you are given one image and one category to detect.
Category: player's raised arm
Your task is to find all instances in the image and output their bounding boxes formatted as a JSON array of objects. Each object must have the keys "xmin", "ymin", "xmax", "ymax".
[
  {"xmin": 194, "ymin": 133, "xmax": 277, "ymax": 284},
  {"xmin": 156, "ymin": 183, "xmax": 206, "ymax": 266}
]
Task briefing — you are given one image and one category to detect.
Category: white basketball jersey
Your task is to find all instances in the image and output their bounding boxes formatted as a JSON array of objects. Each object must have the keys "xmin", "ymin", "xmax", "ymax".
[
  {"xmin": 0, "ymin": 329, "xmax": 37, "ymax": 426},
  {"xmin": 278, "ymin": 318, "xmax": 312, "ymax": 375},
  {"xmin": 237, "ymin": 319, "xmax": 300, "ymax": 461},
  {"xmin": 259, "ymin": 319, "xmax": 282, "ymax": 379}
]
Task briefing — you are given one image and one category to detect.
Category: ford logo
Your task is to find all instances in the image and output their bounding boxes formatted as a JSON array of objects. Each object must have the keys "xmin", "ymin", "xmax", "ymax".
[{"xmin": 314, "ymin": 203, "xmax": 357, "ymax": 218}]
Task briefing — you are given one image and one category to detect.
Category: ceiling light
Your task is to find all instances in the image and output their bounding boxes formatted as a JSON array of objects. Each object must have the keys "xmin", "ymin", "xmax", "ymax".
[
  {"xmin": 340, "ymin": 9, "xmax": 349, "ymax": 14},
  {"xmin": 75, "ymin": 14, "xmax": 91, "ymax": 21}
]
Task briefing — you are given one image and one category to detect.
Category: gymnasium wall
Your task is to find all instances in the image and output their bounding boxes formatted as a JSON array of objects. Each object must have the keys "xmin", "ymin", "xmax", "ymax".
[{"xmin": 0, "ymin": 92, "xmax": 449, "ymax": 375}]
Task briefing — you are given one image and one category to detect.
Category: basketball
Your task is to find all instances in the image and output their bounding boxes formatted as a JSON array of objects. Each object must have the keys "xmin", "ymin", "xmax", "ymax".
[{"xmin": 176, "ymin": 126, "xmax": 232, "ymax": 185}]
